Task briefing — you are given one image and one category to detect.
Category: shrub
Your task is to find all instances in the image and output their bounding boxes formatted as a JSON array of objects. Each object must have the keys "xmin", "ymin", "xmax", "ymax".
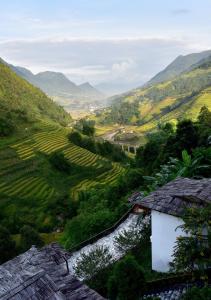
[
  {"xmin": 182, "ymin": 286, "xmax": 211, "ymax": 300},
  {"xmin": 108, "ymin": 255, "xmax": 146, "ymax": 300},
  {"xmin": 0, "ymin": 225, "xmax": 16, "ymax": 263},
  {"xmin": 20, "ymin": 225, "xmax": 44, "ymax": 251},
  {"xmin": 74, "ymin": 246, "xmax": 113, "ymax": 279},
  {"xmin": 49, "ymin": 151, "xmax": 72, "ymax": 173},
  {"xmin": 0, "ymin": 117, "xmax": 15, "ymax": 136}
]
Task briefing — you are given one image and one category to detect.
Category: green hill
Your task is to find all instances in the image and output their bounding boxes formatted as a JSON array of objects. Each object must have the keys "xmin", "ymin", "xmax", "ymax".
[
  {"xmin": 0, "ymin": 62, "xmax": 125, "ymax": 240},
  {"xmin": 97, "ymin": 55, "xmax": 211, "ymax": 132},
  {"xmin": 0, "ymin": 60, "xmax": 71, "ymax": 135}
]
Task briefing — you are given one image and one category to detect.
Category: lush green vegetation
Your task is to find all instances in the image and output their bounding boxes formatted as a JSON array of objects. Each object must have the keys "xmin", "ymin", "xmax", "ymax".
[
  {"xmin": 182, "ymin": 286, "xmax": 211, "ymax": 300},
  {"xmin": 135, "ymin": 106, "xmax": 211, "ymax": 178},
  {"xmin": 76, "ymin": 107, "xmax": 211, "ymax": 299},
  {"xmin": 172, "ymin": 204, "xmax": 211, "ymax": 277},
  {"xmin": 68, "ymin": 130, "xmax": 128, "ymax": 162},
  {"xmin": 62, "ymin": 168, "xmax": 143, "ymax": 248}
]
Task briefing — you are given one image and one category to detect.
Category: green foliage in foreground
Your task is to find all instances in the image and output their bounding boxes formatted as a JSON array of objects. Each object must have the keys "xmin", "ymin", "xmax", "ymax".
[
  {"xmin": 171, "ymin": 204, "xmax": 211, "ymax": 278},
  {"xmin": 0, "ymin": 225, "xmax": 16, "ymax": 264},
  {"xmin": 182, "ymin": 286, "xmax": 211, "ymax": 300},
  {"xmin": 74, "ymin": 246, "xmax": 113, "ymax": 279},
  {"xmin": 108, "ymin": 255, "xmax": 146, "ymax": 300},
  {"xmin": 19, "ymin": 225, "xmax": 44, "ymax": 252},
  {"xmin": 62, "ymin": 168, "xmax": 144, "ymax": 248}
]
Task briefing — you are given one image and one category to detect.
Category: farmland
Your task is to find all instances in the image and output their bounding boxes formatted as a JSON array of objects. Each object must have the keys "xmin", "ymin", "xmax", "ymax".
[{"xmin": 0, "ymin": 121, "xmax": 126, "ymax": 234}]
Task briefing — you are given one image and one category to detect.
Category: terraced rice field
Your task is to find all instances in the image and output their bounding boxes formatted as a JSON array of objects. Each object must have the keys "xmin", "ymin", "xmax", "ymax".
[
  {"xmin": 71, "ymin": 163, "xmax": 126, "ymax": 199},
  {"xmin": 0, "ymin": 122, "xmax": 125, "ymax": 202}
]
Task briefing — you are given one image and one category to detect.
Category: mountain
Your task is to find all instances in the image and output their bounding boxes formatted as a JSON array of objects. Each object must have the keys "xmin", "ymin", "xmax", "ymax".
[
  {"xmin": 78, "ymin": 82, "xmax": 104, "ymax": 100},
  {"xmin": 96, "ymin": 53, "xmax": 211, "ymax": 131},
  {"xmin": 0, "ymin": 59, "xmax": 71, "ymax": 133},
  {"xmin": 146, "ymin": 50, "xmax": 211, "ymax": 86},
  {"xmin": 7, "ymin": 63, "xmax": 105, "ymax": 110}
]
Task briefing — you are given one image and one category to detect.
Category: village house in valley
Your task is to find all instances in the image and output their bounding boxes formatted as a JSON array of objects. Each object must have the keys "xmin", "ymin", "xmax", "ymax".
[{"xmin": 133, "ymin": 177, "xmax": 211, "ymax": 272}]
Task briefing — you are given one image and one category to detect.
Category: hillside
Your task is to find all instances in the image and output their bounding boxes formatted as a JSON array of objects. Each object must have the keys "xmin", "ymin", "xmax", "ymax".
[
  {"xmin": 0, "ymin": 61, "xmax": 125, "ymax": 245},
  {"xmin": 96, "ymin": 54, "xmax": 211, "ymax": 132},
  {"xmin": 146, "ymin": 49, "xmax": 211, "ymax": 86},
  {"xmin": 0, "ymin": 60, "xmax": 71, "ymax": 134}
]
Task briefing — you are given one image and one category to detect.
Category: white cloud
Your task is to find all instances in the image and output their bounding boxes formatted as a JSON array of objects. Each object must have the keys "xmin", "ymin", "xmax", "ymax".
[{"xmin": 0, "ymin": 36, "xmax": 210, "ymax": 92}]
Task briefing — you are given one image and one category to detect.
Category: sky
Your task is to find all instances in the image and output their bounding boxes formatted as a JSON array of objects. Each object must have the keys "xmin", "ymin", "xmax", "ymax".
[{"xmin": 1, "ymin": 0, "xmax": 211, "ymax": 94}]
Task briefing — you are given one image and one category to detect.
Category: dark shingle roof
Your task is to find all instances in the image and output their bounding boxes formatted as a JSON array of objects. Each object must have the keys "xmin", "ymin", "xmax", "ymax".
[
  {"xmin": 135, "ymin": 178, "xmax": 211, "ymax": 217},
  {"xmin": 0, "ymin": 243, "xmax": 105, "ymax": 300}
]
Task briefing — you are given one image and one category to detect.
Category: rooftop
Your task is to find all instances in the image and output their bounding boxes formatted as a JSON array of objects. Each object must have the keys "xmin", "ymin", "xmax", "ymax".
[
  {"xmin": 135, "ymin": 177, "xmax": 211, "ymax": 217},
  {"xmin": 0, "ymin": 243, "xmax": 105, "ymax": 300}
]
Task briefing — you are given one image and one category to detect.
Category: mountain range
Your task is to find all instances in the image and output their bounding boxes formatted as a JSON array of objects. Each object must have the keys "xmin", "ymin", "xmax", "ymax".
[{"xmin": 5, "ymin": 61, "xmax": 105, "ymax": 111}]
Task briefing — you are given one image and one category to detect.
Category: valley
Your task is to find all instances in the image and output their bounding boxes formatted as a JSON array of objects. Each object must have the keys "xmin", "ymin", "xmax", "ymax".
[{"xmin": 0, "ymin": 47, "xmax": 211, "ymax": 300}]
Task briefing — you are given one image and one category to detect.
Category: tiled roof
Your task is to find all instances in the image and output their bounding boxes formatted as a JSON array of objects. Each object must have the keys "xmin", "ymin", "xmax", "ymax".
[
  {"xmin": 135, "ymin": 178, "xmax": 211, "ymax": 217},
  {"xmin": 0, "ymin": 243, "xmax": 105, "ymax": 300}
]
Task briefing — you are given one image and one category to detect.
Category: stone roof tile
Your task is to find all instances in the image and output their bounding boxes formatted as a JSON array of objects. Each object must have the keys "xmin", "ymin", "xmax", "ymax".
[
  {"xmin": 135, "ymin": 177, "xmax": 211, "ymax": 217},
  {"xmin": 0, "ymin": 243, "xmax": 105, "ymax": 300}
]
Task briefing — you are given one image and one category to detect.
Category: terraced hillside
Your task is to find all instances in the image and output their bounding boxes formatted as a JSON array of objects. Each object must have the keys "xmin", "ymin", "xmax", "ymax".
[
  {"xmin": 96, "ymin": 55, "xmax": 211, "ymax": 133},
  {"xmin": 0, "ymin": 121, "xmax": 125, "ymax": 233}
]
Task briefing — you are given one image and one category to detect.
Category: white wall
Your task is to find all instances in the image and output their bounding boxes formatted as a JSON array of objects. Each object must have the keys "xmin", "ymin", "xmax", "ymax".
[{"xmin": 151, "ymin": 210, "xmax": 186, "ymax": 272}]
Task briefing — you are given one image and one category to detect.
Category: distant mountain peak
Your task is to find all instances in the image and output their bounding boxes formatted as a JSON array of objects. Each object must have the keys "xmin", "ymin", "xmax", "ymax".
[{"xmin": 146, "ymin": 49, "xmax": 211, "ymax": 86}]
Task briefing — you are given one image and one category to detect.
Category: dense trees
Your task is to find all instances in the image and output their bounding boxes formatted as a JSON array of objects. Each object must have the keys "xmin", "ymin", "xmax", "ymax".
[
  {"xmin": 108, "ymin": 255, "xmax": 146, "ymax": 300},
  {"xmin": 0, "ymin": 226, "xmax": 16, "ymax": 264},
  {"xmin": 182, "ymin": 286, "xmax": 211, "ymax": 300},
  {"xmin": 74, "ymin": 246, "xmax": 113, "ymax": 279},
  {"xmin": 49, "ymin": 151, "xmax": 72, "ymax": 173},
  {"xmin": 136, "ymin": 106, "xmax": 211, "ymax": 175},
  {"xmin": 62, "ymin": 168, "xmax": 144, "ymax": 249},
  {"xmin": 68, "ymin": 130, "xmax": 127, "ymax": 162},
  {"xmin": 0, "ymin": 117, "xmax": 15, "ymax": 136},
  {"xmin": 20, "ymin": 225, "xmax": 44, "ymax": 251}
]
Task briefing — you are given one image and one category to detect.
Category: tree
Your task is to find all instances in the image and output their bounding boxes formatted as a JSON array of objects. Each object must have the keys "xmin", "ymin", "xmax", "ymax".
[
  {"xmin": 173, "ymin": 120, "xmax": 198, "ymax": 156},
  {"xmin": 198, "ymin": 106, "xmax": 211, "ymax": 126},
  {"xmin": 0, "ymin": 225, "xmax": 16, "ymax": 263},
  {"xmin": 108, "ymin": 255, "xmax": 146, "ymax": 300},
  {"xmin": 49, "ymin": 151, "xmax": 72, "ymax": 173},
  {"xmin": 74, "ymin": 246, "xmax": 113, "ymax": 279},
  {"xmin": 171, "ymin": 204, "xmax": 211, "ymax": 279},
  {"xmin": 68, "ymin": 131, "xmax": 82, "ymax": 145},
  {"xmin": 182, "ymin": 286, "xmax": 211, "ymax": 300},
  {"xmin": 197, "ymin": 106, "xmax": 211, "ymax": 146},
  {"xmin": 20, "ymin": 225, "xmax": 44, "ymax": 251},
  {"xmin": 82, "ymin": 122, "xmax": 95, "ymax": 136},
  {"xmin": 0, "ymin": 117, "xmax": 15, "ymax": 136}
]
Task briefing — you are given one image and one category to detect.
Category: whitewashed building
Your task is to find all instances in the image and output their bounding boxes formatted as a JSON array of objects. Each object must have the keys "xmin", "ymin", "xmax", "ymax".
[{"xmin": 133, "ymin": 178, "xmax": 211, "ymax": 272}]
